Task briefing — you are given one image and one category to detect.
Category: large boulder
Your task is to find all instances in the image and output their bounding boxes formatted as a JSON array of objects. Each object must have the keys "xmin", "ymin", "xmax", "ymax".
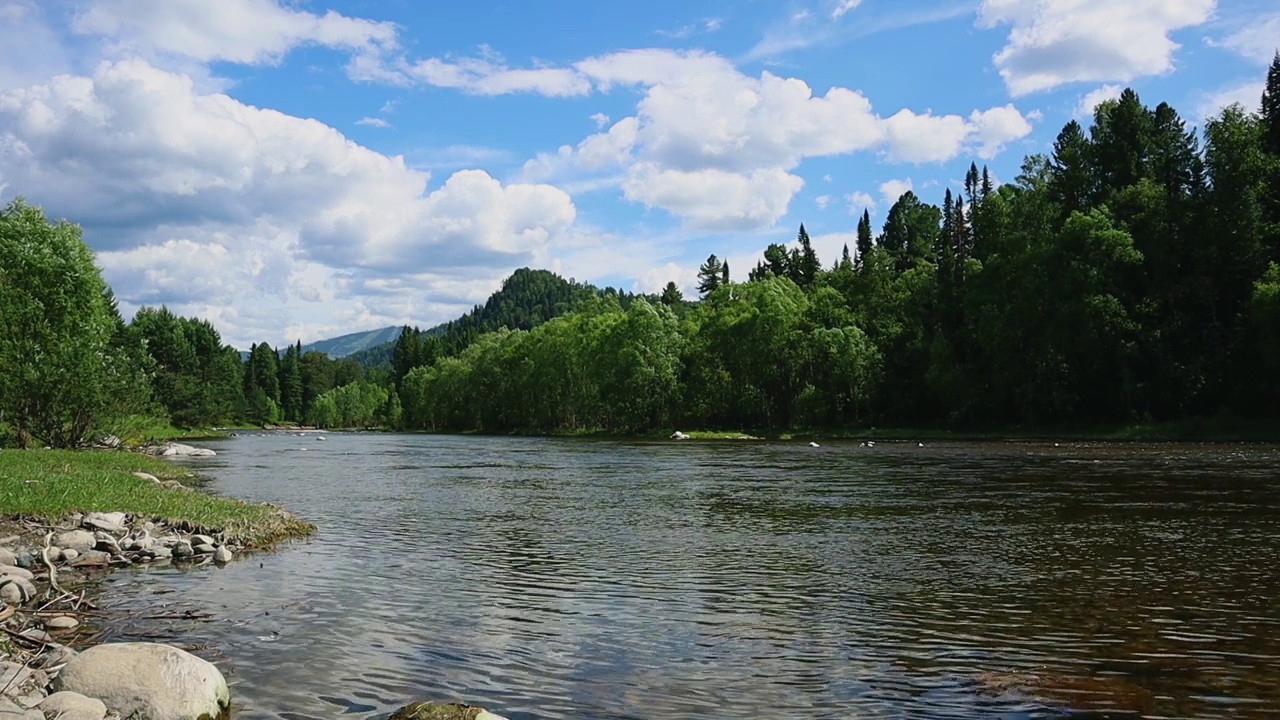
[
  {"xmin": 82, "ymin": 513, "xmax": 127, "ymax": 535},
  {"xmin": 152, "ymin": 443, "xmax": 216, "ymax": 458},
  {"xmin": 53, "ymin": 531, "xmax": 96, "ymax": 554},
  {"xmin": 388, "ymin": 703, "xmax": 508, "ymax": 720},
  {"xmin": 52, "ymin": 643, "xmax": 229, "ymax": 720}
]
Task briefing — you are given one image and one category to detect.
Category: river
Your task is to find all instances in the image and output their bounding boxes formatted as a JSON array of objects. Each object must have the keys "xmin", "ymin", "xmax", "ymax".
[{"xmin": 93, "ymin": 434, "xmax": 1280, "ymax": 719}]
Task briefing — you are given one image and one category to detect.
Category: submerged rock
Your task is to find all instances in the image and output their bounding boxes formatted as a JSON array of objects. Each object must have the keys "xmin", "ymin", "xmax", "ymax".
[
  {"xmin": 53, "ymin": 643, "xmax": 229, "ymax": 720},
  {"xmin": 212, "ymin": 546, "xmax": 232, "ymax": 564},
  {"xmin": 388, "ymin": 703, "xmax": 508, "ymax": 720}
]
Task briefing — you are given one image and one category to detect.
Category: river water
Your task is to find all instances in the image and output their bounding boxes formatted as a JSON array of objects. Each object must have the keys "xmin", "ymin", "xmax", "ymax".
[{"xmin": 93, "ymin": 434, "xmax": 1280, "ymax": 719}]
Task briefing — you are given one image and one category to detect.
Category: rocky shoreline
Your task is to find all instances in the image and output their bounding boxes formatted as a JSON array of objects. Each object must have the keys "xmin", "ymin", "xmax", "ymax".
[{"xmin": 0, "ymin": 445, "xmax": 510, "ymax": 720}]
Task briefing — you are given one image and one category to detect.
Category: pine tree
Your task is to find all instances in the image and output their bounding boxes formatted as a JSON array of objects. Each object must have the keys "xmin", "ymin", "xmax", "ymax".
[
  {"xmin": 796, "ymin": 223, "xmax": 820, "ymax": 289},
  {"xmin": 1262, "ymin": 52, "xmax": 1280, "ymax": 156},
  {"xmin": 721, "ymin": 260, "xmax": 730, "ymax": 285},
  {"xmin": 660, "ymin": 281, "xmax": 683, "ymax": 306},
  {"xmin": 964, "ymin": 162, "xmax": 981, "ymax": 208},
  {"xmin": 840, "ymin": 243, "xmax": 853, "ymax": 271},
  {"xmin": 855, "ymin": 209, "xmax": 873, "ymax": 270},
  {"xmin": 697, "ymin": 254, "xmax": 723, "ymax": 296},
  {"xmin": 278, "ymin": 342, "xmax": 303, "ymax": 423}
]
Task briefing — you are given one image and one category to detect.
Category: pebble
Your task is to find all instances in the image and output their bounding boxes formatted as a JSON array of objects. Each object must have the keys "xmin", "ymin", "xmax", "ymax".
[
  {"xmin": 46, "ymin": 616, "xmax": 79, "ymax": 631},
  {"xmin": 18, "ymin": 628, "xmax": 53, "ymax": 645},
  {"xmin": 60, "ymin": 548, "xmax": 80, "ymax": 563}
]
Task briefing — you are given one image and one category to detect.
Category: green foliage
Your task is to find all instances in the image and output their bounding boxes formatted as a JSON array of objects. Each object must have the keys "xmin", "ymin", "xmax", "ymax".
[
  {"xmin": 307, "ymin": 380, "xmax": 390, "ymax": 429},
  {"xmin": 0, "ymin": 200, "xmax": 152, "ymax": 448}
]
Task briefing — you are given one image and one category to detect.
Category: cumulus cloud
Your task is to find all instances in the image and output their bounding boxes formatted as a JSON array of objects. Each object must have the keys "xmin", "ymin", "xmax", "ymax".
[
  {"xmin": 977, "ymin": 0, "xmax": 1216, "ymax": 95},
  {"xmin": 515, "ymin": 49, "xmax": 1031, "ymax": 228},
  {"xmin": 0, "ymin": 59, "xmax": 577, "ymax": 346},
  {"xmin": 879, "ymin": 178, "xmax": 914, "ymax": 206},
  {"xmin": 845, "ymin": 192, "xmax": 875, "ymax": 214},
  {"xmin": 356, "ymin": 116, "xmax": 390, "ymax": 128},
  {"xmin": 1212, "ymin": 13, "xmax": 1280, "ymax": 64},
  {"xmin": 1075, "ymin": 84, "xmax": 1123, "ymax": 119},
  {"xmin": 73, "ymin": 0, "xmax": 399, "ymax": 66},
  {"xmin": 1196, "ymin": 80, "xmax": 1265, "ymax": 120},
  {"xmin": 815, "ymin": 195, "xmax": 833, "ymax": 210}
]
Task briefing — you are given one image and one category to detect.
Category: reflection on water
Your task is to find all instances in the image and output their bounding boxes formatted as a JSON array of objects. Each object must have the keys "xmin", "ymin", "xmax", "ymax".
[{"xmin": 96, "ymin": 436, "xmax": 1280, "ymax": 719}]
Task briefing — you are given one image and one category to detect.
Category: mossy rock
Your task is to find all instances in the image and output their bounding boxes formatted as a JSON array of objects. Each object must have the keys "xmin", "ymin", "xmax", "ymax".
[{"xmin": 389, "ymin": 702, "xmax": 496, "ymax": 720}]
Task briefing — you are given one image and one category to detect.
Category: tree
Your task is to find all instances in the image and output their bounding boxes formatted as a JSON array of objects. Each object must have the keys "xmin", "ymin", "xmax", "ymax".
[
  {"xmin": 856, "ymin": 210, "xmax": 873, "ymax": 270},
  {"xmin": 0, "ymin": 200, "xmax": 151, "ymax": 447},
  {"xmin": 697, "ymin": 254, "xmax": 724, "ymax": 296},
  {"xmin": 660, "ymin": 281, "xmax": 684, "ymax": 307},
  {"xmin": 721, "ymin": 260, "xmax": 730, "ymax": 285},
  {"xmin": 1262, "ymin": 52, "xmax": 1280, "ymax": 157},
  {"xmin": 278, "ymin": 342, "xmax": 304, "ymax": 423},
  {"xmin": 879, "ymin": 191, "xmax": 941, "ymax": 273},
  {"xmin": 795, "ymin": 224, "xmax": 820, "ymax": 290}
]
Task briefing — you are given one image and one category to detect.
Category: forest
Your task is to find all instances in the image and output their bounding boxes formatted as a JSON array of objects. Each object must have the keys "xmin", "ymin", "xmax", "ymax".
[{"xmin": 2, "ymin": 58, "xmax": 1279, "ymax": 446}]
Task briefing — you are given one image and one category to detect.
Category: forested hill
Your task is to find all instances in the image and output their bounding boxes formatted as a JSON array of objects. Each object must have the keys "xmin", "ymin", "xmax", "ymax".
[
  {"xmin": 299, "ymin": 326, "xmax": 402, "ymax": 358},
  {"xmin": 355, "ymin": 267, "xmax": 655, "ymax": 369}
]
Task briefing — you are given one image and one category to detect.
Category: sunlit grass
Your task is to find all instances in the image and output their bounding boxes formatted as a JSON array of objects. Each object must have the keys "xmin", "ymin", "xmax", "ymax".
[{"xmin": 0, "ymin": 449, "xmax": 313, "ymax": 547}]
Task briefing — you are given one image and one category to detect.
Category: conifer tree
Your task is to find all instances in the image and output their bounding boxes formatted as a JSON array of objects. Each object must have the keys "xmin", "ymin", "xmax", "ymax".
[
  {"xmin": 855, "ymin": 209, "xmax": 873, "ymax": 270},
  {"xmin": 697, "ymin": 254, "xmax": 723, "ymax": 296}
]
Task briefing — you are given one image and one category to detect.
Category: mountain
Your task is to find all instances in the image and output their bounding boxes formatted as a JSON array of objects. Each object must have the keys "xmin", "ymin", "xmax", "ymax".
[{"xmin": 299, "ymin": 325, "xmax": 403, "ymax": 358}]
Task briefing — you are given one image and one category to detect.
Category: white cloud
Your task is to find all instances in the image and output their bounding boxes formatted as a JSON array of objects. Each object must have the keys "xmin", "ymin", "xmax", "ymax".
[
  {"xmin": 977, "ymin": 0, "xmax": 1216, "ymax": 95},
  {"xmin": 404, "ymin": 55, "xmax": 591, "ymax": 97},
  {"xmin": 1197, "ymin": 80, "xmax": 1264, "ymax": 120},
  {"xmin": 0, "ymin": 59, "xmax": 577, "ymax": 347},
  {"xmin": 879, "ymin": 178, "xmax": 914, "ymax": 206},
  {"xmin": 632, "ymin": 262, "xmax": 700, "ymax": 297},
  {"xmin": 1212, "ymin": 13, "xmax": 1280, "ymax": 64},
  {"xmin": 590, "ymin": 112, "xmax": 610, "ymax": 129},
  {"xmin": 832, "ymin": 0, "xmax": 863, "ymax": 20},
  {"xmin": 1075, "ymin": 84, "xmax": 1123, "ymax": 119},
  {"xmin": 356, "ymin": 116, "xmax": 390, "ymax": 128},
  {"xmin": 815, "ymin": 195, "xmax": 833, "ymax": 210},
  {"xmin": 517, "ymin": 49, "xmax": 1031, "ymax": 228},
  {"xmin": 705, "ymin": 18, "xmax": 724, "ymax": 32},
  {"xmin": 73, "ymin": 0, "xmax": 399, "ymax": 66},
  {"xmin": 845, "ymin": 191, "xmax": 875, "ymax": 215},
  {"xmin": 621, "ymin": 164, "xmax": 805, "ymax": 232}
]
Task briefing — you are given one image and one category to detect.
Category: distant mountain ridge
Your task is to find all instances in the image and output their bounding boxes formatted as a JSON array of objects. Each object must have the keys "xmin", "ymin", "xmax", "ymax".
[{"xmin": 299, "ymin": 325, "xmax": 403, "ymax": 358}]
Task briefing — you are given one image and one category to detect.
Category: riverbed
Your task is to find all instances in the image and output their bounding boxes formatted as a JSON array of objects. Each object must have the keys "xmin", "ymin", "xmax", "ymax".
[{"xmin": 93, "ymin": 434, "xmax": 1280, "ymax": 719}]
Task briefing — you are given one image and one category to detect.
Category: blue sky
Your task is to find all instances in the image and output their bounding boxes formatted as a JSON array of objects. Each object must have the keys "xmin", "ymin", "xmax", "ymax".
[{"xmin": 0, "ymin": 0, "xmax": 1276, "ymax": 348}]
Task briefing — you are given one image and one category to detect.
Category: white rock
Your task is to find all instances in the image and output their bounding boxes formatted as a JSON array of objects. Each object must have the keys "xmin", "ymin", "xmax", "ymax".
[
  {"xmin": 213, "ymin": 546, "xmax": 232, "ymax": 564},
  {"xmin": 54, "ymin": 531, "xmax": 97, "ymax": 554},
  {"xmin": 0, "ymin": 566, "xmax": 33, "ymax": 581},
  {"xmin": 808, "ymin": 441, "xmax": 820, "ymax": 448},
  {"xmin": 37, "ymin": 692, "xmax": 107, "ymax": 720},
  {"xmin": 0, "ymin": 548, "xmax": 16, "ymax": 567},
  {"xmin": 82, "ymin": 513, "xmax": 127, "ymax": 534},
  {"xmin": 46, "ymin": 616, "xmax": 79, "ymax": 631},
  {"xmin": 53, "ymin": 643, "xmax": 229, "ymax": 720},
  {"xmin": 59, "ymin": 548, "xmax": 79, "ymax": 563},
  {"xmin": 670, "ymin": 431, "xmax": 690, "ymax": 440},
  {"xmin": 0, "ymin": 577, "xmax": 37, "ymax": 604},
  {"xmin": 0, "ymin": 697, "xmax": 42, "ymax": 720},
  {"xmin": 132, "ymin": 472, "xmax": 161, "ymax": 484},
  {"xmin": 191, "ymin": 535, "xmax": 215, "ymax": 547}
]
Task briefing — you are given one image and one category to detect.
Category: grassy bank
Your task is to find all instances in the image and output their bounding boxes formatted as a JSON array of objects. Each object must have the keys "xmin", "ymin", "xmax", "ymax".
[{"xmin": 0, "ymin": 449, "xmax": 314, "ymax": 547}]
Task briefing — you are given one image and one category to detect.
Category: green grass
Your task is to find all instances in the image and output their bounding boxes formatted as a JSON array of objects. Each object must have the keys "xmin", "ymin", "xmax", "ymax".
[{"xmin": 0, "ymin": 449, "xmax": 314, "ymax": 547}]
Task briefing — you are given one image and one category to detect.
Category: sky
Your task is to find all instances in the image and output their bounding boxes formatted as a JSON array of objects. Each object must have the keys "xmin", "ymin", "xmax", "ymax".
[{"xmin": 0, "ymin": 0, "xmax": 1276, "ymax": 349}]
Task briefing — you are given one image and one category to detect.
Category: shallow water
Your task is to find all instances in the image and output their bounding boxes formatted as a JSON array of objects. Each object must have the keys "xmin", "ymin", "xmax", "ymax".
[{"xmin": 95, "ymin": 435, "xmax": 1280, "ymax": 719}]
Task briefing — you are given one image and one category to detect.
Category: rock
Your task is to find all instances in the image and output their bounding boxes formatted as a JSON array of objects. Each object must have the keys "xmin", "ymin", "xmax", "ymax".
[
  {"xmin": 192, "ymin": 544, "xmax": 216, "ymax": 555},
  {"xmin": 155, "ymin": 443, "xmax": 216, "ymax": 458},
  {"xmin": 0, "ymin": 566, "xmax": 33, "ymax": 581},
  {"xmin": 69, "ymin": 551, "xmax": 112, "ymax": 567},
  {"xmin": 18, "ymin": 628, "xmax": 53, "ymax": 645},
  {"xmin": 132, "ymin": 472, "xmax": 161, "ymax": 483},
  {"xmin": 160, "ymin": 481, "xmax": 185, "ymax": 490},
  {"xmin": 13, "ymin": 552, "xmax": 34, "ymax": 569},
  {"xmin": 0, "ymin": 548, "xmax": 16, "ymax": 567},
  {"xmin": 0, "ymin": 576, "xmax": 37, "ymax": 604},
  {"xmin": 82, "ymin": 513, "xmax": 127, "ymax": 535},
  {"xmin": 37, "ymin": 692, "xmax": 107, "ymax": 720},
  {"xmin": 54, "ymin": 531, "xmax": 97, "ymax": 554},
  {"xmin": 172, "ymin": 542, "xmax": 194, "ymax": 559},
  {"xmin": 670, "ymin": 431, "xmax": 690, "ymax": 440},
  {"xmin": 45, "ymin": 616, "xmax": 79, "ymax": 632},
  {"xmin": 53, "ymin": 643, "xmax": 229, "ymax": 720},
  {"xmin": 94, "ymin": 532, "xmax": 122, "ymax": 553},
  {"xmin": 33, "ymin": 646, "xmax": 78, "ymax": 672},
  {"xmin": 389, "ymin": 703, "xmax": 509, "ymax": 720},
  {"xmin": 131, "ymin": 535, "xmax": 155, "ymax": 552},
  {"xmin": 47, "ymin": 547, "xmax": 63, "ymax": 563},
  {"xmin": 0, "ymin": 662, "xmax": 34, "ymax": 694},
  {"xmin": 0, "ymin": 697, "xmax": 42, "ymax": 720},
  {"xmin": 808, "ymin": 441, "xmax": 821, "ymax": 448},
  {"xmin": 149, "ymin": 547, "xmax": 173, "ymax": 560},
  {"xmin": 212, "ymin": 546, "xmax": 232, "ymax": 564},
  {"xmin": 59, "ymin": 548, "xmax": 79, "ymax": 563},
  {"xmin": 191, "ymin": 535, "xmax": 215, "ymax": 547}
]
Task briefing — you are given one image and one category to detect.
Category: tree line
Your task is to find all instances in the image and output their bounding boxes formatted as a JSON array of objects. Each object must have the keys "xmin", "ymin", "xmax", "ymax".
[{"xmin": 3, "ymin": 58, "xmax": 1279, "ymax": 445}]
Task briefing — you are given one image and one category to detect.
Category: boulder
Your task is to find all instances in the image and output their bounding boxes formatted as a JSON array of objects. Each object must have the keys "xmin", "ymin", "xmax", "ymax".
[
  {"xmin": 149, "ymin": 547, "xmax": 173, "ymax": 560},
  {"xmin": 53, "ymin": 643, "xmax": 229, "ymax": 720},
  {"xmin": 212, "ymin": 547, "xmax": 232, "ymax": 564},
  {"xmin": 191, "ymin": 535, "xmax": 215, "ymax": 547},
  {"xmin": 37, "ymin": 692, "xmax": 107, "ymax": 720},
  {"xmin": 59, "ymin": 549, "xmax": 79, "ymax": 563},
  {"xmin": 69, "ymin": 551, "xmax": 112, "ymax": 568},
  {"xmin": 0, "ymin": 576, "xmax": 37, "ymax": 604},
  {"xmin": 389, "ymin": 703, "xmax": 509, "ymax": 720},
  {"xmin": 172, "ymin": 542, "xmax": 194, "ymax": 559},
  {"xmin": 54, "ymin": 531, "xmax": 97, "ymax": 554},
  {"xmin": 82, "ymin": 513, "xmax": 127, "ymax": 535},
  {"xmin": 156, "ymin": 443, "xmax": 216, "ymax": 458},
  {"xmin": 0, "ymin": 548, "xmax": 16, "ymax": 567},
  {"xmin": 0, "ymin": 566, "xmax": 33, "ymax": 581}
]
